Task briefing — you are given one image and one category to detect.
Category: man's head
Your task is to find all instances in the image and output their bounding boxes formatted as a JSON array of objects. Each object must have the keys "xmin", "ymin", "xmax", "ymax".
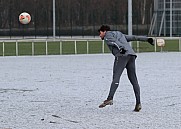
[{"xmin": 98, "ymin": 25, "xmax": 111, "ymax": 40}]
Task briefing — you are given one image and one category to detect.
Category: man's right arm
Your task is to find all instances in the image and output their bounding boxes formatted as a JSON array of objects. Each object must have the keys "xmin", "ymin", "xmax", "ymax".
[
  {"xmin": 105, "ymin": 32, "xmax": 127, "ymax": 54},
  {"xmin": 104, "ymin": 32, "xmax": 121, "ymax": 49}
]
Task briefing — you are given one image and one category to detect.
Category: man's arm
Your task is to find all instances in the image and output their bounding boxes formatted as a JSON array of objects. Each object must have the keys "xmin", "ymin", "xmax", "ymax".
[
  {"xmin": 104, "ymin": 32, "xmax": 121, "ymax": 48},
  {"xmin": 105, "ymin": 31, "xmax": 127, "ymax": 53},
  {"xmin": 125, "ymin": 35, "xmax": 154, "ymax": 45}
]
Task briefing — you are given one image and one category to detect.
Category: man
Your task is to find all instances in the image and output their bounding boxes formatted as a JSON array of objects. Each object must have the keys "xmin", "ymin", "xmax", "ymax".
[{"xmin": 98, "ymin": 25, "xmax": 154, "ymax": 112}]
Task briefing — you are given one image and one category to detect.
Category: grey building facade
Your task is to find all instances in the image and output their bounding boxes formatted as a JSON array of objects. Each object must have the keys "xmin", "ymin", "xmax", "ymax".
[{"xmin": 149, "ymin": 0, "xmax": 181, "ymax": 36}]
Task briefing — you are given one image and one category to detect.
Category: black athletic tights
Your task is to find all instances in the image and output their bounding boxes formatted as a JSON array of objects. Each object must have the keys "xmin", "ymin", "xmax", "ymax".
[{"xmin": 107, "ymin": 55, "xmax": 141, "ymax": 104}]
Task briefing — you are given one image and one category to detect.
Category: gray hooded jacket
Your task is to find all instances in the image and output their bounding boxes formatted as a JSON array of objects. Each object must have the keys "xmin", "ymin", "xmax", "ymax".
[{"xmin": 104, "ymin": 31, "xmax": 149, "ymax": 57}]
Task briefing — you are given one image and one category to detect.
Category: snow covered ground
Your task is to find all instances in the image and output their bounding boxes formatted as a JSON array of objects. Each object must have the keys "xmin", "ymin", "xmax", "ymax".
[{"xmin": 0, "ymin": 52, "xmax": 181, "ymax": 129}]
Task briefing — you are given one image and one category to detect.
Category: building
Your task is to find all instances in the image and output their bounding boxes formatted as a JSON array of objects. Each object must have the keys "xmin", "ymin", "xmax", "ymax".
[{"xmin": 149, "ymin": 0, "xmax": 181, "ymax": 36}]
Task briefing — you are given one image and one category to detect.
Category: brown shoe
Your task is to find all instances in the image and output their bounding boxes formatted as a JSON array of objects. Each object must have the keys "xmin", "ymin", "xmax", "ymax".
[
  {"xmin": 134, "ymin": 103, "xmax": 142, "ymax": 112},
  {"xmin": 99, "ymin": 99, "xmax": 113, "ymax": 108}
]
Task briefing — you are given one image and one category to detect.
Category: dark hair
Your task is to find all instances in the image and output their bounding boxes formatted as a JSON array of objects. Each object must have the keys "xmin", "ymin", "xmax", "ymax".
[{"xmin": 98, "ymin": 25, "xmax": 111, "ymax": 32}]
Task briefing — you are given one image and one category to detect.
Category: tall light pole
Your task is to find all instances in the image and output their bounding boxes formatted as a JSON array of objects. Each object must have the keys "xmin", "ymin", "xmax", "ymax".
[
  {"xmin": 53, "ymin": 0, "xmax": 56, "ymax": 39},
  {"xmin": 170, "ymin": 0, "xmax": 172, "ymax": 37},
  {"xmin": 128, "ymin": 0, "xmax": 132, "ymax": 46}
]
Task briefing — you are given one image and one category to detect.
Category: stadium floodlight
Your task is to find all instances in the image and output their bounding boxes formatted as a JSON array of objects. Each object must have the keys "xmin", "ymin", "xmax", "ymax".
[
  {"xmin": 128, "ymin": 0, "xmax": 132, "ymax": 46},
  {"xmin": 53, "ymin": 0, "xmax": 56, "ymax": 39}
]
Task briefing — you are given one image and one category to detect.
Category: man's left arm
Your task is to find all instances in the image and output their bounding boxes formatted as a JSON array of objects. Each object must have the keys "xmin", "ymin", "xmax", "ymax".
[{"xmin": 125, "ymin": 35, "xmax": 154, "ymax": 46}]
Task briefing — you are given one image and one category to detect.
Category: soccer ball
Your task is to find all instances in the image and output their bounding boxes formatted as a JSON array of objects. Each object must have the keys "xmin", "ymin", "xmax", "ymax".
[{"xmin": 19, "ymin": 12, "xmax": 31, "ymax": 24}]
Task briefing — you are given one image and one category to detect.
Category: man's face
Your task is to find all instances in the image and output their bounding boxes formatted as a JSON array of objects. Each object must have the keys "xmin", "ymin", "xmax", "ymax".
[{"xmin": 99, "ymin": 31, "xmax": 106, "ymax": 40}]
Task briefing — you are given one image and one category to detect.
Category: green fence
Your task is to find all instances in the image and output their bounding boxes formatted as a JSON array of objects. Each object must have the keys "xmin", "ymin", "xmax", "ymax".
[{"xmin": 0, "ymin": 37, "xmax": 181, "ymax": 56}]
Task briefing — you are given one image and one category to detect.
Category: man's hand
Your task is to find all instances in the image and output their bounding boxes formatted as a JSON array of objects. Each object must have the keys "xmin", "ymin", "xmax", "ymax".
[
  {"xmin": 147, "ymin": 38, "xmax": 154, "ymax": 46},
  {"xmin": 119, "ymin": 48, "xmax": 126, "ymax": 54}
]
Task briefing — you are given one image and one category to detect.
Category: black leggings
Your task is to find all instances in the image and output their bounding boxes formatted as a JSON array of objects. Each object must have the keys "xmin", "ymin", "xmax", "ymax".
[{"xmin": 107, "ymin": 55, "xmax": 140, "ymax": 104}]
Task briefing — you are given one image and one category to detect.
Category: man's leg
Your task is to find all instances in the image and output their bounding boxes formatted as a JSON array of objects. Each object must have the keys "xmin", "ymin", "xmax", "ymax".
[
  {"xmin": 126, "ymin": 55, "xmax": 141, "ymax": 111},
  {"xmin": 99, "ymin": 56, "xmax": 129, "ymax": 108},
  {"xmin": 107, "ymin": 56, "xmax": 129, "ymax": 99}
]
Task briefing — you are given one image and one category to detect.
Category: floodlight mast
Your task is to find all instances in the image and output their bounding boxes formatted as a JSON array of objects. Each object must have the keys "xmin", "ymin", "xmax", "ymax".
[
  {"xmin": 170, "ymin": 0, "xmax": 172, "ymax": 37},
  {"xmin": 128, "ymin": 0, "xmax": 132, "ymax": 47},
  {"xmin": 53, "ymin": 0, "xmax": 56, "ymax": 39}
]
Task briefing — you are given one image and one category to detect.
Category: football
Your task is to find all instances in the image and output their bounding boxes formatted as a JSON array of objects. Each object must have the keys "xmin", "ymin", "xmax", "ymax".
[{"xmin": 19, "ymin": 12, "xmax": 31, "ymax": 24}]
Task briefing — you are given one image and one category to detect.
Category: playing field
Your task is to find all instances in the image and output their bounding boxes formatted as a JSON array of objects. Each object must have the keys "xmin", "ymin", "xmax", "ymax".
[{"xmin": 0, "ymin": 52, "xmax": 180, "ymax": 129}]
